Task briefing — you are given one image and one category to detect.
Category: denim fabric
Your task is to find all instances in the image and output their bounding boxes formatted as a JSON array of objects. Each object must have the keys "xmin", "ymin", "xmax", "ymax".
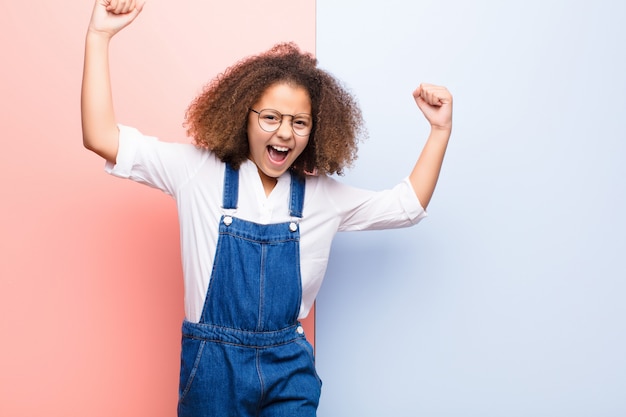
[
  {"xmin": 201, "ymin": 215, "xmax": 302, "ymax": 331},
  {"xmin": 177, "ymin": 165, "xmax": 321, "ymax": 416}
]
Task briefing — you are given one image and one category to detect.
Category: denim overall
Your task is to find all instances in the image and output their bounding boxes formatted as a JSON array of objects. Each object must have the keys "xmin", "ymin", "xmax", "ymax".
[{"xmin": 177, "ymin": 164, "xmax": 321, "ymax": 417}]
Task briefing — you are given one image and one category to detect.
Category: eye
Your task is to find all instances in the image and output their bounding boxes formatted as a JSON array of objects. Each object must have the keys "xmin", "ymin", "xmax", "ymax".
[
  {"xmin": 260, "ymin": 110, "xmax": 281, "ymax": 124},
  {"xmin": 293, "ymin": 116, "xmax": 311, "ymax": 127}
]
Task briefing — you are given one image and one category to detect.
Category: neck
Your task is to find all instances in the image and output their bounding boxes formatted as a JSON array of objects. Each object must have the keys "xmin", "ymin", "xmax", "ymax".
[{"xmin": 258, "ymin": 169, "xmax": 278, "ymax": 197}]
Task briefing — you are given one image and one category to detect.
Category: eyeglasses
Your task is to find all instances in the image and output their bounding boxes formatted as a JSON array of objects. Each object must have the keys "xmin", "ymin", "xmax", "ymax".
[{"xmin": 250, "ymin": 108, "xmax": 313, "ymax": 137}]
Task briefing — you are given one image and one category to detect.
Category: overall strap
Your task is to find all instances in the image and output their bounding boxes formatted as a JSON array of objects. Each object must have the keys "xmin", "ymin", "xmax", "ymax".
[
  {"xmin": 222, "ymin": 163, "xmax": 239, "ymax": 209},
  {"xmin": 289, "ymin": 171, "xmax": 305, "ymax": 219}
]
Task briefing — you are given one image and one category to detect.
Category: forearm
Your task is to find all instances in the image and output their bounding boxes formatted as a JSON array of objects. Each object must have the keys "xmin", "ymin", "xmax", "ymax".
[
  {"xmin": 81, "ymin": 31, "xmax": 119, "ymax": 163},
  {"xmin": 408, "ymin": 126, "xmax": 451, "ymax": 209}
]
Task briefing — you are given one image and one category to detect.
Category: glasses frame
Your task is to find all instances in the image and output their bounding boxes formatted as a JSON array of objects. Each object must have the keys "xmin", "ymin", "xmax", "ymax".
[{"xmin": 249, "ymin": 108, "xmax": 313, "ymax": 137}]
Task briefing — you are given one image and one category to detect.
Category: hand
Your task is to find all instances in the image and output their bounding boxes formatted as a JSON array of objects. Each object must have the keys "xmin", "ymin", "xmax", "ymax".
[
  {"xmin": 413, "ymin": 83, "xmax": 453, "ymax": 131},
  {"xmin": 88, "ymin": 0, "xmax": 146, "ymax": 38}
]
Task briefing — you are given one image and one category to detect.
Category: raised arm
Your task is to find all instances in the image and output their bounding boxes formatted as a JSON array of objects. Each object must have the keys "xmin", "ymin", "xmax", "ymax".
[
  {"xmin": 408, "ymin": 83, "xmax": 453, "ymax": 209},
  {"xmin": 81, "ymin": 0, "xmax": 145, "ymax": 163}
]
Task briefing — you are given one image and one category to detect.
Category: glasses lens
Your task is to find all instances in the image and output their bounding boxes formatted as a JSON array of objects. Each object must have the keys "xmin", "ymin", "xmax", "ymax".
[
  {"xmin": 292, "ymin": 114, "xmax": 312, "ymax": 136},
  {"xmin": 258, "ymin": 109, "xmax": 282, "ymax": 132}
]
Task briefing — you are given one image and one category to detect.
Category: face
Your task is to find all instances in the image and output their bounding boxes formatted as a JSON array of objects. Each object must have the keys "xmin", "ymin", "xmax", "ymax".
[{"xmin": 247, "ymin": 83, "xmax": 311, "ymax": 189}]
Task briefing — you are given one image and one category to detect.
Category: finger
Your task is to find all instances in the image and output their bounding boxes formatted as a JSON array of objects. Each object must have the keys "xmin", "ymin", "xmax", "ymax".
[
  {"xmin": 120, "ymin": 0, "xmax": 144, "ymax": 15},
  {"xmin": 105, "ymin": 0, "xmax": 120, "ymax": 12},
  {"xmin": 128, "ymin": 0, "xmax": 138, "ymax": 13},
  {"xmin": 123, "ymin": 0, "xmax": 136, "ymax": 14},
  {"xmin": 432, "ymin": 88, "xmax": 452, "ymax": 106},
  {"xmin": 109, "ymin": 0, "xmax": 131, "ymax": 14},
  {"xmin": 417, "ymin": 84, "xmax": 432, "ymax": 104},
  {"xmin": 422, "ymin": 84, "xmax": 439, "ymax": 105},
  {"xmin": 117, "ymin": 0, "xmax": 131, "ymax": 14},
  {"xmin": 412, "ymin": 85, "xmax": 423, "ymax": 100},
  {"xmin": 421, "ymin": 85, "xmax": 450, "ymax": 107},
  {"xmin": 415, "ymin": 87, "xmax": 435, "ymax": 107},
  {"xmin": 106, "ymin": 0, "xmax": 143, "ymax": 16}
]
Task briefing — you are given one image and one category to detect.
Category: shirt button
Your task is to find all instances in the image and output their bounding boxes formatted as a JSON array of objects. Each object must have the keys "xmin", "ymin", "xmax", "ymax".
[{"xmin": 296, "ymin": 326, "xmax": 304, "ymax": 335}]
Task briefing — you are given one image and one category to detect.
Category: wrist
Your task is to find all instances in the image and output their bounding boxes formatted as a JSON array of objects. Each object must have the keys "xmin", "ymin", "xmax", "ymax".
[
  {"xmin": 430, "ymin": 124, "xmax": 452, "ymax": 135},
  {"xmin": 86, "ymin": 27, "xmax": 115, "ymax": 42}
]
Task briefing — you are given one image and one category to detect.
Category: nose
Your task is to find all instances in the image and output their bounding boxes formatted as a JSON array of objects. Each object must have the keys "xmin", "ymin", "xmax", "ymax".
[{"xmin": 275, "ymin": 116, "xmax": 294, "ymax": 140}]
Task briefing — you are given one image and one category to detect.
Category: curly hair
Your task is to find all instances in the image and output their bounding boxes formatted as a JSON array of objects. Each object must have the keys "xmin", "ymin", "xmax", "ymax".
[{"xmin": 184, "ymin": 42, "xmax": 365, "ymax": 177}]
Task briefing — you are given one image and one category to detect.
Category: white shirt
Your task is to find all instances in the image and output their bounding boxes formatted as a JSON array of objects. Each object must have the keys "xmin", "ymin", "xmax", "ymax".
[{"xmin": 106, "ymin": 125, "xmax": 427, "ymax": 322}]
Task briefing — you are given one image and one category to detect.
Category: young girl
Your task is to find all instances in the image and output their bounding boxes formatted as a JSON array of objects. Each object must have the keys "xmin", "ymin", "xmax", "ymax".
[{"xmin": 82, "ymin": 1, "xmax": 452, "ymax": 416}]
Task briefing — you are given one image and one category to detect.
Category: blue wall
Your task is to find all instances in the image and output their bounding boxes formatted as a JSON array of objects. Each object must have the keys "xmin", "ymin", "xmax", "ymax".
[{"xmin": 316, "ymin": 1, "xmax": 626, "ymax": 415}]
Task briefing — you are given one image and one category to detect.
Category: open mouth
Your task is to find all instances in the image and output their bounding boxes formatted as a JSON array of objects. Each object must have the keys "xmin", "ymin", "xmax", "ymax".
[{"xmin": 267, "ymin": 145, "xmax": 290, "ymax": 163}]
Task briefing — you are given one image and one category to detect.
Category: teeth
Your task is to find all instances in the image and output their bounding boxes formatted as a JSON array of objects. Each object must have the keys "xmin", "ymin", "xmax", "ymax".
[{"xmin": 271, "ymin": 145, "xmax": 289, "ymax": 152}]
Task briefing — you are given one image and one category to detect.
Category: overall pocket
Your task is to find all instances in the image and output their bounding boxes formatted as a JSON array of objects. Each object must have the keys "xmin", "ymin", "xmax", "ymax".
[
  {"xmin": 178, "ymin": 337, "xmax": 206, "ymax": 402},
  {"xmin": 295, "ymin": 337, "xmax": 323, "ymax": 388}
]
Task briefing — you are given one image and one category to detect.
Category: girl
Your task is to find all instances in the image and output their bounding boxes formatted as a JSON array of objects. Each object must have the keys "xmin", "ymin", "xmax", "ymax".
[{"xmin": 82, "ymin": 1, "xmax": 452, "ymax": 416}]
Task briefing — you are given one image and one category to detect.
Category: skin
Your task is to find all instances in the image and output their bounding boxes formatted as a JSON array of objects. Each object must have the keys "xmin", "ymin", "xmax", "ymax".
[
  {"xmin": 81, "ymin": 0, "xmax": 145, "ymax": 164},
  {"xmin": 247, "ymin": 83, "xmax": 311, "ymax": 196},
  {"xmin": 81, "ymin": 0, "xmax": 453, "ymax": 209},
  {"xmin": 410, "ymin": 84, "xmax": 453, "ymax": 209}
]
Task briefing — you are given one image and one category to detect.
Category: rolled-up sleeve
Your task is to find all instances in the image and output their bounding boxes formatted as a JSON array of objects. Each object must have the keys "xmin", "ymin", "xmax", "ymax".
[
  {"xmin": 396, "ymin": 178, "xmax": 428, "ymax": 225},
  {"xmin": 321, "ymin": 176, "xmax": 427, "ymax": 232},
  {"xmin": 105, "ymin": 124, "xmax": 145, "ymax": 179},
  {"xmin": 103, "ymin": 124, "xmax": 210, "ymax": 197}
]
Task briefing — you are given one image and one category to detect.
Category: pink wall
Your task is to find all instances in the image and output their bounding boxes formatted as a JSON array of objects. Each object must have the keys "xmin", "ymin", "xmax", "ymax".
[{"xmin": 0, "ymin": 2, "xmax": 315, "ymax": 416}]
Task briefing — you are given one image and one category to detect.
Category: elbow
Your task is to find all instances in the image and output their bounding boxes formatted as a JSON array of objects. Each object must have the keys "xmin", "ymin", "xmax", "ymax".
[
  {"xmin": 82, "ymin": 135, "xmax": 101, "ymax": 154},
  {"xmin": 81, "ymin": 132, "xmax": 118, "ymax": 164},
  {"xmin": 82, "ymin": 136, "xmax": 95, "ymax": 152},
  {"xmin": 416, "ymin": 194, "xmax": 431, "ymax": 211},
  {"xmin": 81, "ymin": 120, "xmax": 101, "ymax": 152}
]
